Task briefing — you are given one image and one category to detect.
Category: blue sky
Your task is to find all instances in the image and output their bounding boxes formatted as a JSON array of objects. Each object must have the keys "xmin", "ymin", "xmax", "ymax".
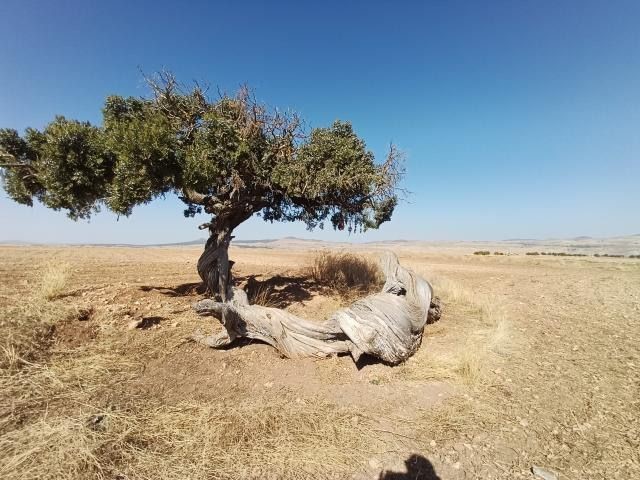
[{"xmin": 1, "ymin": 0, "xmax": 638, "ymax": 243}]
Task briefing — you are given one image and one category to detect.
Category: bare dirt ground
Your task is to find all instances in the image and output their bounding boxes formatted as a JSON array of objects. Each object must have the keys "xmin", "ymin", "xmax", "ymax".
[{"xmin": 1, "ymin": 244, "xmax": 638, "ymax": 479}]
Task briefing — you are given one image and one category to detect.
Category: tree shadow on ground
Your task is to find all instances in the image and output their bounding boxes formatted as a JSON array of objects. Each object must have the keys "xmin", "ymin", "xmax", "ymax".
[
  {"xmin": 237, "ymin": 274, "xmax": 323, "ymax": 308},
  {"xmin": 134, "ymin": 316, "xmax": 165, "ymax": 329},
  {"xmin": 378, "ymin": 454, "xmax": 441, "ymax": 480},
  {"xmin": 140, "ymin": 282, "xmax": 205, "ymax": 297},
  {"xmin": 355, "ymin": 352, "xmax": 391, "ymax": 370},
  {"xmin": 140, "ymin": 274, "xmax": 325, "ymax": 308}
]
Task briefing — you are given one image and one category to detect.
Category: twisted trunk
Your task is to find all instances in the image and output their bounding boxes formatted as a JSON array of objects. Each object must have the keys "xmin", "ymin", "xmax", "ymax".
[
  {"xmin": 193, "ymin": 252, "xmax": 441, "ymax": 365},
  {"xmin": 196, "ymin": 209, "xmax": 255, "ymax": 300},
  {"xmin": 197, "ymin": 222, "xmax": 234, "ymax": 301}
]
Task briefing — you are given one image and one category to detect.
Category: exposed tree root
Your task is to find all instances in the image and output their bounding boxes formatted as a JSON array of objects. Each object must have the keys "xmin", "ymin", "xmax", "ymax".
[{"xmin": 193, "ymin": 252, "xmax": 441, "ymax": 365}]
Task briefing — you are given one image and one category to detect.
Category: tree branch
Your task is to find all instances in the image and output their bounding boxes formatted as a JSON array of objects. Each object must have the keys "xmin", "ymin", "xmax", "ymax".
[
  {"xmin": 180, "ymin": 188, "xmax": 209, "ymax": 205},
  {"xmin": 0, "ymin": 163, "xmax": 27, "ymax": 168},
  {"xmin": 0, "ymin": 152, "xmax": 22, "ymax": 167}
]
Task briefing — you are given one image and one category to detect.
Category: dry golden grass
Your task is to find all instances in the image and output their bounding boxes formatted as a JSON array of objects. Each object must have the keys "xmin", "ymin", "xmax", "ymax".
[
  {"xmin": 0, "ymin": 261, "xmax": 378, "ymax": 480},
  {"xmin": 38, "ymin": 262, "xmax": 71, "ymax": 301},
  {"xmin": 246, "ymin": 282, "xmax": 277, "ymax": 307},
  {"xmin": 396, "ymin": 274, "xmax": 509, "ymax": 387},
  {"xmin": 1, "ymin": 246, "xmax": 638, "ymax": 479},
  {"xmin": 309, "ymin": 250, "xmax": 382, "ymax": 292},
  {"xmin": 0, "ymin": 264, "xmax": 74, "ymax": 369},
  {"xmin": 1, "ymin": 394, "xmax": 375, "ymax": 480}
]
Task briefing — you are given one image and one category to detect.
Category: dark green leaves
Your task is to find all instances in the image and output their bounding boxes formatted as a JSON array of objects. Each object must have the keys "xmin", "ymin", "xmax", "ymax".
[
  {"xmin": 1, "ymin": 118, "xmax": 112, "ymax": 219},
  {"xmin": 1, "ymin": 74, "xmax": 402, "ymax": 232},
  {"xmin": 103, "ymin": 97, "xmax": 178, "ymax": 215}
]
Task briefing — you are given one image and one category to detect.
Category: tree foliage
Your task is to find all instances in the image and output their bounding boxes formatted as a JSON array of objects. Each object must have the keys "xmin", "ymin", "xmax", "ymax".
[{"xmin": 1, "ymin": 73, "xmax": 403, "ymax": 233}]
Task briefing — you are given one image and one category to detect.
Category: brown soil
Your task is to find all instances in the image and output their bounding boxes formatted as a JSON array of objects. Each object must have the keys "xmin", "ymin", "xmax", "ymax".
[{"xmin": 1, "ymin": 245, "xmax": 638, "ymax": 479}]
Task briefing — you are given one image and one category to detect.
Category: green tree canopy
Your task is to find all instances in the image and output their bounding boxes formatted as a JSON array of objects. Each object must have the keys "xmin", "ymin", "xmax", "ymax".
[{"xmin": 1, "ymin": 73, "xmax": 403, "ymax": 297}]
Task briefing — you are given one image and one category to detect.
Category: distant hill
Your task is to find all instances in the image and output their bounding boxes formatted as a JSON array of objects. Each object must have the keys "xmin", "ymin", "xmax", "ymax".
[{"xmin": 2, "ymin": 234, "xmax": 639, "ymax": 256}]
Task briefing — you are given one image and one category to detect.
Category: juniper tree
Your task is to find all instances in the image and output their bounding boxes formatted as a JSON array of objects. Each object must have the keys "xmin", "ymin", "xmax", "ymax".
[{"xmin": 0, "ymin": 73, "xmax": 402, "ymax": 300}]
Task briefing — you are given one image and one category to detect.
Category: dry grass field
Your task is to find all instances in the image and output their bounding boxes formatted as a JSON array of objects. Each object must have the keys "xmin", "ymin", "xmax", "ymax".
[{"xmin": 0, "ymin": 244, "xmax": 638, "ymax": 479}]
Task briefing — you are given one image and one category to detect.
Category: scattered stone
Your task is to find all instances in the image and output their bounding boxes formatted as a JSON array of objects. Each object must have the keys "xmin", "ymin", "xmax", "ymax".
[
  {"xmin": 429, "ymin": 440, "xmax": 437, "ymax": 447},
  {"xmin": 77, "ymin": 306, "xmax": 94, "ymax": 321},
  {"xmin": 264, "ymin": 381, "xmax": 273, "ymax": 388},
  {"xmin": 531, "ymin": 465, "xmax": 558, "ymax": 480},
  {"xmin": 127, "ymin": 317, "xmax": 161, "ymax": 329},
  {"xmin": 87, "ymin": 414, "xmax": 106, "ymax": 431},
  {"xmin": 520, "ymin": 418, "xmax": 529, "ymax": 427}
]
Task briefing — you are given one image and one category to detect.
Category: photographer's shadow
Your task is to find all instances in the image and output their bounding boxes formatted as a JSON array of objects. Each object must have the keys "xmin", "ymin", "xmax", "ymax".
[{"xmin": 378, "ymin": 454, "xmax": 441, "ymax": 480}]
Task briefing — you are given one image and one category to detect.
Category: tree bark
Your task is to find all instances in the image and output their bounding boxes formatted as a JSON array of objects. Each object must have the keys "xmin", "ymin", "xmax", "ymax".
[
  {"xmin": 196, "ymin": 208, "xmax": 257, "ymax": 301},
  {"xmin": 197, "ymin": 222, "xmax": 234, "ymax": 301},
  {"xmin": 193, "ymin": 252, "xmax": 441, "ymax": 365}
]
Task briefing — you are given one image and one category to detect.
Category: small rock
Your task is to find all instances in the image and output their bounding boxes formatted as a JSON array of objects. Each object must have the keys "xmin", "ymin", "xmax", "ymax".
[
  {"xmin": 368, "ymin": 458, "xmax": 381, "ymax": 469},
  {"xmin": 519, "ymin": 419, "xmax": 529, "ymax": 427},
  {"xmin": 531, "ymin": 465, "xmax": 558, "ymax": 480},
  {"xmin": 264, "ymin": 381, "xmax": 273, "ymax": 388},
  {"xmin": 87, "ymin": 414, "xmax": 106, "ymax": 431},
  {"xmin": 452, "ymin": 462, "xmax": 461, "ymax": 470},
  {"xmin": 429, "ymin": 440, "xmax": 437, "ymax": 447}
]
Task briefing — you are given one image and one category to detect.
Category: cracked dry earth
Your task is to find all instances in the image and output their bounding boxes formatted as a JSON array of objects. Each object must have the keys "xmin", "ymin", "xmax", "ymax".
[{"xmin": 0, "ymin": 245, "xmax": 638, "ymax": 479}]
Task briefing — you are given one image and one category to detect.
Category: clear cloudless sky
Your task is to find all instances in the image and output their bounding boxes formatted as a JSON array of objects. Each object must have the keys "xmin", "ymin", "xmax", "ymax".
[{"xmin": 1, "ymin": 0, "xmax": 638, "ymax": 244}]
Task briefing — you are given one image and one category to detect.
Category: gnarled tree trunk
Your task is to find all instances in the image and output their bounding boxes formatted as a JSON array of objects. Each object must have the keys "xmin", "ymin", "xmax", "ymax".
[
  {"xmin": 197, "ymin": 222, "xmax": 234, "ymax": 301},
  {"xmin": 196, "ymin": 209, "xmax": 255, "ymax": 301},
  {"xmin": 193, "ymin": 252, "xmax": 442, "ymax": 365}
]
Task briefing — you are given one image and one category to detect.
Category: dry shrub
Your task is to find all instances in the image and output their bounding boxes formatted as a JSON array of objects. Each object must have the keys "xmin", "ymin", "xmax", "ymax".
[
  {"xmin": 39, "ymin": 262, "xmax": 71, "ymax": 300},
  {"xmin": 246, "ymin": 283, "xmax": 277, "ymax": 307},
  {"xmin": 309, "ymin": 250, "xmax": 382, "ymax": 292},
  {"xmin": 0, "ymin": 263, "xmax": 74, "ymax": 369}
]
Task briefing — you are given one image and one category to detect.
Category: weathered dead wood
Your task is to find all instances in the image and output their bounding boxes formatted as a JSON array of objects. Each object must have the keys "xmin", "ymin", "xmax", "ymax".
[{"xmin": 193, "ymin": 252, "xmax": 440, "ymax": 364}]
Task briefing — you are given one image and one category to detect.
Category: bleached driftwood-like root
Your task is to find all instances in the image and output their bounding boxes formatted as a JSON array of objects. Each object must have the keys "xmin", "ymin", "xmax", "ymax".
[{"xmin": 193, "ymin": 252, "xmax": 439, "ymax": 365}]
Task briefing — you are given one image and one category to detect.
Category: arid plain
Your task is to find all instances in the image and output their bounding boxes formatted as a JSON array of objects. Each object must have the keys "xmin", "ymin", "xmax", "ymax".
[{"xmin": 1, "ymin": 239, "xmax": 639, "ymax": 479}]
